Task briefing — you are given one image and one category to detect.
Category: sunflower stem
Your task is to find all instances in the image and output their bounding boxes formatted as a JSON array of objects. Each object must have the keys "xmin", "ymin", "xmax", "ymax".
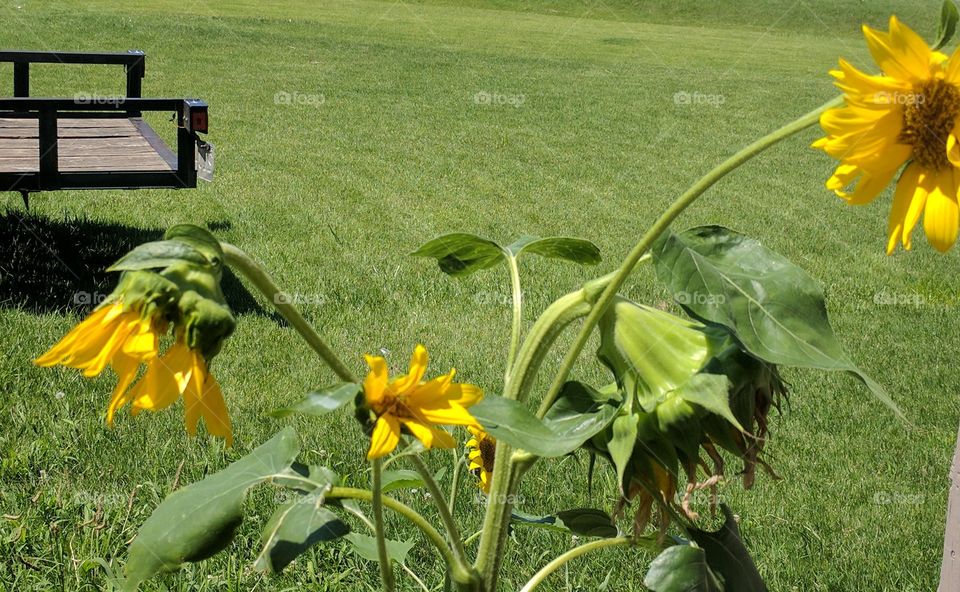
[
  {"xmin": 326, "ymin": 486, "xmax": 456, "ymax": 570},
  {"xmin": 220, "ymin": 243, "xmax": 357, "ymax": 383},
  {"xmin": 408, "ymin": 455, "xmax": 474, "ymax": 577},
  {"xmin": 504, "ymin": 254, "xmax": 524, "ymax": 383},
  {"xmin": 448, "ymin": 448, "xmax": 465, "ymax": 516},
  {"xmin": 519, "ymin": 537, "xmax": 634, "ymax": 592},
  {"xmin": 371, "ymin": 458, "xmax": 397, "ymax": 592},
  {"xmin": 533, "ymin": 94, "xmax": 844, "ymax": 419}
]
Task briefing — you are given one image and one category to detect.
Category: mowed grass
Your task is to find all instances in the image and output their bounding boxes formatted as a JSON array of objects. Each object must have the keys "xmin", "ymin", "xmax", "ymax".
[{"xmin": 0, "ymin": 0, "xmax": 955, "ymax": 590}]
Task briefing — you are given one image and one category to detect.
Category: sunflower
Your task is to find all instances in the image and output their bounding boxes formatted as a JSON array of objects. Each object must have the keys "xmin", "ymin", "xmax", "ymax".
[
  {"xmin": 35, "ymin": 267, "xmax": 236, "ymax": 445},
  {"xmin": 362, "ymin": 344, "xmax": 482, "ymax": 460},
  {"xmin": 466, "ymin": 426, "xmax": 496, "ymax": 494},
  {"xmin": 814, "ymin": 16, "xmax": 960, "ymax": 253}
]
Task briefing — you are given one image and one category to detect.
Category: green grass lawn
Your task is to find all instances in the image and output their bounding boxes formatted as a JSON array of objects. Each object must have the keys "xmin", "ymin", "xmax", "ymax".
[{"xmin": 0, "ymin": 0, "xmax": 955, "ymax": 590}]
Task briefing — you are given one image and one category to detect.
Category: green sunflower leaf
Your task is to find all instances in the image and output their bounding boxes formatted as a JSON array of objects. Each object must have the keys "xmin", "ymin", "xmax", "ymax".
[
  {"xmin": 164, "ymin": 224, "xmax": 224, "ymax": 268},
  {"xmin": 124, "ymin": 428, "xmax": 300, "ymax": 590},
  {"xmin": 410, "ymin": 233, "xmax": 505, "ymax": 277},
  {"xmin": 686, "ymin": 505, "xmax": 767, "ymax": 591},
  {"xmin": 471, "ymin": 382, "xmax": 622, "ymax": 457},
  {"xmin": 934, "ymin": 0, "xmax": 959, "ymax": 50},
  {"xmin": 411, "ymin": 233, "xmax": 601, "ymax": 277},
  {"xmin": 643, "ymin": 544, "xmax": 724, "ymax": 592},
  {"xmin": 253, "ymin": 492, "xmax": 349, "ymax": 573},
  {"xmin": 505, "ymin": 235, "xmax": 601, "ymax": 265},
  {"xmin": 344, "ymin": 532, "xmax": 414, "ymax": 565},
  {"xmin": 107, "ymin": 240, "xmax": 210, "ymax": 272},
  {"xmin": 380, "ymin": 470, "xmax": 426, "ymax": 494},
  {"xmin": 555, "ymin": 508, "xmax": 619, "ymax": 538},
  {"xmin": 269, "ymin": 383, "xmax": 361, "ymax": 418},
  {"xmin": 652, "ymin": 225, "xmax": 901, "ymax": 419}
]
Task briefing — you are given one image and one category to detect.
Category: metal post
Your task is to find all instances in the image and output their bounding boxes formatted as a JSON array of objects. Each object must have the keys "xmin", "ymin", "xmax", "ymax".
[
  {"xmin": 37, "ymin": 109, "xmax": 59, "ymax": 189},
  {"xmin": 125, "ymin": 50, "xmax": 145, "ymax": 117},
  {"xmin": 176, "ymin": 104, "xmax": 196, "ymax": 189},
  {"xmin": 13, "ymin": 62, "xmax": 28, "ymax": 96}
]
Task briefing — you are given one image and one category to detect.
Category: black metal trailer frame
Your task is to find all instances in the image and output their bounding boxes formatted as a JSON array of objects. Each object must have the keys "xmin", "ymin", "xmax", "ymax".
[{"xmin": 0, "ymin": 50, "xmax": 209, "ymax": 204}]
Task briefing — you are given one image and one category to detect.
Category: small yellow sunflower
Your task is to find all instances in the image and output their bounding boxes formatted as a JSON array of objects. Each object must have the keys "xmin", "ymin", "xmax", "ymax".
[
  {"xmin": 466, "ymin": 426, "xmax": 495, "ymax": 494},
  {"xmin": 815, "ymin": 16, "xmax": 960, "ymax": 253},
  {"xmin": 362, "ymin": 344, "xmax": 482, "ymax": 460}
]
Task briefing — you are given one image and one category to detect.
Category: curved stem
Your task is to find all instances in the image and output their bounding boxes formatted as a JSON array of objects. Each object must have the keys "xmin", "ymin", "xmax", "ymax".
[
  {"xmin": 534, "ymin": 95, "xmax": 843, "ymax": 418},
  {"xmin": 449, "ymin": 449, "xmax": 465, "ymax": 516},
  {"xmin": 371, "ymin": 458, "xmax": 397, "ymax": 592},
  {"xmin": 504, "ymin": 254, "xmax": 524, "ymax": 383},
  {"xmin": 520, "ymin": 537, "xmax": 633, "ymax": 592},
  {"xmin": 220, "ymin": 243, "xmax": 357, "ymax": 383},
  {"xmin": 409, "ymin": 455, "xmax": 472, "ymax": 571},
  {"xmin": 327, "ymin": 486, "xmax": 457, "ymax": 569}
]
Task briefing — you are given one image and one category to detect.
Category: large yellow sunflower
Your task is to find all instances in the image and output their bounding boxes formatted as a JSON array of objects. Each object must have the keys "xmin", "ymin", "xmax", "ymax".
[
  {"xmin": 363, "ymin": 344, "xmax": 482, "ymax": 460},
  {"xmin": 35, "ymin": 300, "xmax": 233, "ymax": 445},
  {"xmin": 466, "ymin": 426, "xmax": 495, "ymax": 494},
  {"xmin": 815, "ymin": 16, "xmax": 960, "ymax": 253}
]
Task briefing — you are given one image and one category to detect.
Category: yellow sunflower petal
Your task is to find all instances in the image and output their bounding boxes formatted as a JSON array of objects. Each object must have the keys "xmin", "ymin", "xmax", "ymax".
[
  {"xmin": 443, "ymin": 383, "xmax": 483, "ymax": 408},
  {"xmin": 887, "ymin": 163, "xmax": 926, "ymax": 253},
  {"xmin": 923, "ymin": 168, "xmax": 960, "ymax": 252},
  {"xmin": 33, "ymin": 304, "xmax": 118, "ymax": 367},
  {"xmin": 121, "ymin": 319, "xmax": 159, "ymax": 358},
  {"xmin": 181, "ymin": 349, "xmax": 207, "ymax": 437},
  {"xmin": 195, "ymin": 373, "xmax": 233, "ymax": 446},
  {"xmin": 129, "ymin": 344, "xmax": 192, "ymax": 414},
  {"xmin": 948, "ymin": 125, "xmax": 960, "ymax": 167},
  {"xmin": 403, "ymin": 420, "xmax": 456, "ymax": 449},
  {"xmin": 367, "ymin": 415, "xmax": 401, "ymax": 460},
  {"xmin": 391, "ymin": 344, "xmax": 429, "ymax": 394},
  {"xmin": 363, "ymin": 354, "xmax": 389, "ymax": 405},
  {"xmin": 106, "ymin": 352, "xmax": 141, "ymax": 425},
  {"xmin": 862, "ymin": 17, "xmax": 932, "ymax": 82},
  {"xmin": 416, "ymin": 403, "xmax": 478, "ymax": 427},
  {"xmin": 831, "ymin": 58, "xmax": 911, "ymax": 98},
  {"xmin": 829, "ymin": 164, "xmax": 900, "ymax": 205},
  {"xmin": 946, "ymin": 53, "xmax": 960, "ymax": 83}
]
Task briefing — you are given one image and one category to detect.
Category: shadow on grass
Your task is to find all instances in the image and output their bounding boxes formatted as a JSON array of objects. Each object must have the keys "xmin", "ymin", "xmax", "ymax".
[{"xmin": 0, "ymin": 209, "xmax": 270, "ymax": 318}]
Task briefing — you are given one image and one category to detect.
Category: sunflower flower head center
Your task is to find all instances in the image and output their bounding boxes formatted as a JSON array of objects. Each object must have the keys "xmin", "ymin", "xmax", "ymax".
[
  {"xmin": 899, "ymin": 78, "xmax": 960, "ymax": 171},
  {"xmin": 375, "ymin": 390, "xmax": 416, "ymax": 420},
  {"xmin": 478, "ymin": 436, "xmax": 496, "ymax": 473}
]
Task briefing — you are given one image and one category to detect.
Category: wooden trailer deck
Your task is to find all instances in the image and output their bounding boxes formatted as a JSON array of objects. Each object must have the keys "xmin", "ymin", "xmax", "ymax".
[
  {"xmin": 0, "ymin": 117, "xmax": 175, "ymax": 173},
  {"xmin": 0, "ymin": 50, "xmax": 210, "ymax": 203}
]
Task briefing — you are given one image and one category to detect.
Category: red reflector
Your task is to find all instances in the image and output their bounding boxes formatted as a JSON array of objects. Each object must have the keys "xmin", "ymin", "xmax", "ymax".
[{"xmin": 191, "ymin": 111, "xmax": 208, "ymax": 133}]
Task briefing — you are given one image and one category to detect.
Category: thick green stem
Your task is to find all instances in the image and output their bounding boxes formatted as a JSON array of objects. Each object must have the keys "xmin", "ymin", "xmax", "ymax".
[
  {"xmin": 534, "ymin": 95, "xmax": 842, "ymax": 418},
  {"xmin": 504, "ymin": 255, "xmax": 524, "ymax": 383},
  {"xmin": 327, "ymin": 486, "xmax": 456, "ymax": 569},
  {"xmin": 520, "ymin": 537, "xmax": 633, "ymax": 592},
  {"xmin": 409, "ymin": 455, "xmax": 476, "ymax": 584},
  {"xmin": 220, "ymin": 243, "xmax": 357, "ymax": 383},
  {"xmin": 371, "ymin": 458, "xmax": 396, "ymax": 592},
  {"xmin": 473, "ymin": 290, "xmax": 593, "ymax": 587}
]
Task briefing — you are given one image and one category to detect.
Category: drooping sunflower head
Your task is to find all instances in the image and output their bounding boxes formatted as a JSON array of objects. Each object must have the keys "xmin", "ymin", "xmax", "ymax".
[
  {"xmin": 466, "ymin": 426, "xmax": 496, "ymax": 494},
  {"xmin": 815, "ymin": 15, "xmax": 960, "ymax": 253},
  {"xmin": 361, "ymin": 345, "xmax": 483, "ymax": 460},
  {"xmin": 35, "ymin": 264, "xmax": 237, "ymax": 446}
]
